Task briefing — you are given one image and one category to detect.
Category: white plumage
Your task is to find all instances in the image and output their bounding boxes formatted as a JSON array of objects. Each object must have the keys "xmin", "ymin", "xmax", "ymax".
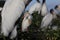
[
  {"xmin": 29, "ymin": 0, "xmax": 41, "ymax": 14},
  {"xmin": 22, "ymin": 12, "xmax": 32, "ymax": 32},
  {"xmin": 0, "ymin": 7, "xmax": 2, "ymax": 11},
  {"xmin": 41, "ymin": 13, "xmax": 53, "ymax": 28},
  {"xmin": 41, "ymin": 0, "xmax": 48, "ymax": 16},
  {"xmin": 10, "ymin": 26, "xmax": 17, "ymax": 39},
  {"xmin": 41, "ymin": 9, "xmax": 57, "ymax": 29},
  {"xmin": 1, "ymin": 0, "xmax": 31, "ymax": 39}
]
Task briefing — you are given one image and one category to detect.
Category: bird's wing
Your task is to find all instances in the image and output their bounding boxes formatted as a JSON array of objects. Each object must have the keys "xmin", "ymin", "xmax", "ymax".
[{"xmin": 41, "ymin": 14, "xmax": 53, "ymax": 28}]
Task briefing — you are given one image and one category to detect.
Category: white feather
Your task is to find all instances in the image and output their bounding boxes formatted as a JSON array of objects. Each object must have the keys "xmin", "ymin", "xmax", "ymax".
[
  {"xmin": 41, "ymin": 9, "xmax": 57, "ymax": 29},
  {"xmin": 29, "ymin": 2, "xmax": 41, "ymax": 14},
  {"xmin": 10, "ymin": 26, "xmax": 17, "ymax": 39},
  {"xmin": 1, "ymin": 0, "xmax": 26, "ymax": 37},
  {"xmin": 41, "ymin": 13, "xmax": 53, "ymax": 28},
  {"xmin": 41, "ymin": 2, "xmax": 48, "ymax": 16}
]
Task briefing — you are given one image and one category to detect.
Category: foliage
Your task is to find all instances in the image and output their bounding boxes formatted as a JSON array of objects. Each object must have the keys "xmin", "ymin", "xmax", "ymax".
[{"xmin": 0, "ymin": 12, "xmax": 60, "ymax": 40}]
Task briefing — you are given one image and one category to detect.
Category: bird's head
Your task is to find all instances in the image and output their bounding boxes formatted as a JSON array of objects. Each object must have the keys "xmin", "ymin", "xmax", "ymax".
[
  {"xmin": 55, "ymin": 5, "xmax": 60, "ymax": 10},
  {"xmin": 50, "ymin": 9, "xmax": 54, "ymax": 14},
  {"xmin": 55, "ymin": 5, "xmax": 58, "ymax": 9},
  {"xmin": 22, "ymin": 11, "xmax": 30, "ymax": 19},
  {"xmin": 50, "ymin": 9, "xmax": 58, "ymax": 19},
  {"xmin": 23, "ymin": 11, "xmax": 33, "ymax": 20}
]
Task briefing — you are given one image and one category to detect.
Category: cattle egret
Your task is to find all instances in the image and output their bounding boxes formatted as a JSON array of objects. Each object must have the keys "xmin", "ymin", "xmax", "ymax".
[
  {"xmin": 41, "ymin": 9, "xmax": 57, "ymax": 31},
  {"xmin": 22, "ymin": 12, "xmax": 32, "ymax": 32}
]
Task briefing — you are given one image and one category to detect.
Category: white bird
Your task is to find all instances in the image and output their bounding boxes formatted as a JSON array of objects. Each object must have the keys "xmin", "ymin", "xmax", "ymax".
[
  {"xmin": 28, "ymin": 0, "xmax": 41, "ymax": 14},
  {"xmin": 41, "ymin": 9, "xmax": 57, "ymax": 30},
  {"xmin": 1, "ymin": 0, "xmax": 32, "ymax": 39},
  {"xmin": 22, "ymin": 12, "xmax": 32, "ymax": 32},
  {"xmin": 41, "ymin": 0, "xmax": 48, "ymax": 16}
]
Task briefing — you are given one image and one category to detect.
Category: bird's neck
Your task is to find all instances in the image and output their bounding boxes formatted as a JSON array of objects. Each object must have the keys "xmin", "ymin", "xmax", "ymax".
[
  {"xmin": 51, "ymin": 12, "xmax": 55, "ymax": 15},
  {"xmin": 42, "ymin": 0, "xmax": 46, "ymax": 4},
  {"xmin": 37, "ymin": 0, "xmax": 40, "ymax": 3}
]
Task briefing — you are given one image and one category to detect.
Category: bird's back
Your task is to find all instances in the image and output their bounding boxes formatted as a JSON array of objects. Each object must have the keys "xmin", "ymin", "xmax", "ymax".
[
  {"xmin": 41, "ymin": 3, "xmax": 48, "ymax": 16},
  {"xmin": 41, "ymin": 13, "xmax": 53, "ymax": 28}
]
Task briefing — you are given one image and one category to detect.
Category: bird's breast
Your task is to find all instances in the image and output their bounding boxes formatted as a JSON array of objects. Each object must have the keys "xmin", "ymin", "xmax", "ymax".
[{"xmin": 2, "ymin": 0, "xmax": 25, "ymax": 19}]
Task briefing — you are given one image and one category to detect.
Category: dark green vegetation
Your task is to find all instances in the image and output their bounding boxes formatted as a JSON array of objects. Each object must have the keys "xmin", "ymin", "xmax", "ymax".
[{"xmin": 0, "ymin": 11, "xmax": 60, "ymax": 40}]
